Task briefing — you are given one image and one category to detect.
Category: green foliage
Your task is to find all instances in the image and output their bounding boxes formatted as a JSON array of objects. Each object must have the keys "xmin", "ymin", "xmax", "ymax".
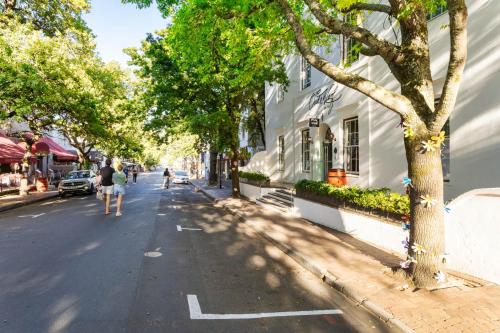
[
  {"xmin": 295, "ymin": 180, "xmax": 410, "ymax": 215},
  {"xmin": 238, "ymin": 171, "xmax": 269, "ymax": 182}
]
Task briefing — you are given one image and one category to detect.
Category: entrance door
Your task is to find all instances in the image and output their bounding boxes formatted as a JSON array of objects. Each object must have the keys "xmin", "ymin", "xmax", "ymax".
[{"xmin": 323, "ymin": 141, "xmax": 333, "ymax": 180}]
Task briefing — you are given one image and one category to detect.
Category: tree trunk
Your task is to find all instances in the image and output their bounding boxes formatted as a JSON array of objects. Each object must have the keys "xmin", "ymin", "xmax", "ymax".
[
  {"xmin": 76, "ymin": 150, "xmax": 90, "ymax": 169},
  {"xmin": 208, "ymin": 150, "xmax": 218, "ymax": 185},
  {"xmin": 230, "ymin": 146, "xmax": 240, "ymax": 198},
  {"xmin": 405, "ymin": 131, "xmax": 445, "ymax": 288}
]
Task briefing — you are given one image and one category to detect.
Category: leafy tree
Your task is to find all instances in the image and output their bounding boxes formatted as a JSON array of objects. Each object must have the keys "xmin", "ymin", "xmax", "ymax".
[
  {"xmin": 126, "ymin": 0, "xmax": 468, "ymax": 288},
  {"xmin": 0, "ymin": 0, "xmax": 90, "ymax": 35}
]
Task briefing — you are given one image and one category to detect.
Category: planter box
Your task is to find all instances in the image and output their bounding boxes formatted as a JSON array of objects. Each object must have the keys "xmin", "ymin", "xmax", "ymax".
[
  {"xmin": 240, "ymin": 178, "xmax": 270, "ymax": 187},
  {"xmin": 295, "ymin": 188, "xmax": 403, "ymax": 224},
  {"xmin": 294, "ymin": 196, "xmax": 406, "ymax": 255},
  {"xmin": 239, "ymin": 181, "xmax": 273, "ymax": 202}
]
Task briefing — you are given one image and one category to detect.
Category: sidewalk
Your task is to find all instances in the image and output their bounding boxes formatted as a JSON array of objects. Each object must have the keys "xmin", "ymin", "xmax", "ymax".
[
  {"xmin": 190, "ymin": 179, "xmax": 232, "ymax": 201},
  {"xmin": 193, "ymin": 183, "xmax": 500, "ymax": 333},
  {"xmin": 0, "ymin": 190, "xmax": 59, "ymax": 212}
]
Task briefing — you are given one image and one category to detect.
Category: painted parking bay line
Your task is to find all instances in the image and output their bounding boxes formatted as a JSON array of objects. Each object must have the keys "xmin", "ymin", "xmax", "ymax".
[
  {"xmin": 187, "ymin": 294, "xmax": 343, "ymax": 320},
  {"xmin": 177, "ymin": 225, "xmax": 202, "ymax": 232}
]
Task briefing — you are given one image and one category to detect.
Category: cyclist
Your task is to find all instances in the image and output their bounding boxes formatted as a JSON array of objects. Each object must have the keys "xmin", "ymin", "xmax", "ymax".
[{"xmin": 163, "ymin": 168, "xmax": 171, "ymax": 188}]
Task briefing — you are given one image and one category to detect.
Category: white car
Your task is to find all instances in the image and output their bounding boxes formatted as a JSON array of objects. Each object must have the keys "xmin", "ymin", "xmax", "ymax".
[
  {"xmin": 172, "ymin": 170, "xmax": 190, "ymax": 184},
  {"xmin": 58, "ymin": 170, "xmax": 96, "ymax": 196}
]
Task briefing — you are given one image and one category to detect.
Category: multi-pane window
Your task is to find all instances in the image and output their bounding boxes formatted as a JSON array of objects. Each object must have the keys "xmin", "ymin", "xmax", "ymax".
[
  {"xmin": 277, "ymin": 84, "xmax": 285, "ymax": 103},
  {"xmin": 441, "ymin": 120, "xmax": 450, "ymax": 181},
  {"xmin": 427, "ymin": 4, "xmax": 448, "ymax": 20},
  {"xmin": 301, "ymin": 57, "xmax": 311, "ymax": 90},
  {"xmin": 278, "ymin": 135, "xmax": 285, "ymax": 171},
  {"xmin": 301, "ymin": 129, "xmax": 311, "ymax": 172},
  {"xmin": 343, "ymin": 117, "xmax": 359, "ymax": 174},
  {"xmin": 342, "ymin": 14, "xmax": 361, "ymax": 65}
]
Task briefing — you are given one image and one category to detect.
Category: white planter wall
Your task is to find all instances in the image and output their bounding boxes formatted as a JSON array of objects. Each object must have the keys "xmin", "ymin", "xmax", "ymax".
[
  {"xmin": 240, "ymin": 182, "xmax": 273, "ymax": 202},
  {"xmin": 294, "ymin": 197, "xmax": 406, "ymax": 254}
]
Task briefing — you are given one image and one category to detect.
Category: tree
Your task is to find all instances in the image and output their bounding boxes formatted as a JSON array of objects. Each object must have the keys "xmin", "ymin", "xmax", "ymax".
[
  {"xmin": 126, "ymin": 1, "xmax": 287, "ymax": 196},
  {"xmin": 126, "ymin": 0, "xmax": 468, "ymax": 288}
]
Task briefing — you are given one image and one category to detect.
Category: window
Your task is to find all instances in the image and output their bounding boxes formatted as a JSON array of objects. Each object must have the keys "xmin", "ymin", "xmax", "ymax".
[
  {"xmin": 342, "ymin": 14, "xmax": 361, "ymax": 65},
  {"xmin": 278, "ymin": 135, "xmax": 285, "ymax": 171},
  {"xmin": 301, "ymin": 129, "xmax": 311, "ymax": 172},
  {"xmin": 441, "ymin": 120, "xmax": 450, "ymax": 182},
  {"xmin": 301, "ymin": 57, "xmax": 311, "ymax": 90},
  {"xmin": 277, "ymin": 84, "xmax": 285, "ymax": 103},
  {"xmin": 343, "ymin": 117, "xmax": 359, "ymax": 174},
  {"xmin": 427, "ymin": 4, "xmax": 448, "ymax": 20}
]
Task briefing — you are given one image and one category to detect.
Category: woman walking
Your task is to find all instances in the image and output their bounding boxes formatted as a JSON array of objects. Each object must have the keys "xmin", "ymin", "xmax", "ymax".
[
  {"xmin": 112, "ymin": 164, "xmax": 127, "ymax": 217},
  {"xmin": 132, "ymin": 167, "xmax": 138, "ymax": 183}
]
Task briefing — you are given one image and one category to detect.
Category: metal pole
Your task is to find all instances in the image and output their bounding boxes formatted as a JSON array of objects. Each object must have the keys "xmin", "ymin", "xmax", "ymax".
[{"xmin": 219, "ymin": 153, "xmax": 223, "ymax": 189}]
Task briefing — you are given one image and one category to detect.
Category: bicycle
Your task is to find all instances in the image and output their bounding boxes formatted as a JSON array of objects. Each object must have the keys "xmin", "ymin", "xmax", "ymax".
[{"xmin": 163, "ymin": 176, "xmax": 170, "ymax": 189}]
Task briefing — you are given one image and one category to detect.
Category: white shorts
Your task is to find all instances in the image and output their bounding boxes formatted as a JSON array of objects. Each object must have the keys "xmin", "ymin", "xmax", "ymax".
[
  {"xmin": 102, "ymin": 185, "xmax": 113, "ymax": 195},
  {"xmin": 114, "ymin": 184, "xmax": 126, "ymax": 196}
]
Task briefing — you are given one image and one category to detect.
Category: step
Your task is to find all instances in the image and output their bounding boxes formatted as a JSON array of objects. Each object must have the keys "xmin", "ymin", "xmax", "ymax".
[
  {"xmin": 256, "ymin": 198, "xmax": 289, "ymax": 212},
  {"xmin": 267, "ymin": 191, "xmax": 294, "ymax": 202},
  {"xmin": 262, "ymin": 194, "xmax": 293, "ymax": 207},
  {"xmin": 275, "ymin": 188, "xmax": 294, "ymax": 197}
]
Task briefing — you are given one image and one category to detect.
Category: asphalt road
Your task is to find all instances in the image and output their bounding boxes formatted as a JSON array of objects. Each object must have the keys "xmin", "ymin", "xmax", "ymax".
[{"xmin": 0, "ymin": 172, "xmax": 399, "ymax": 333}]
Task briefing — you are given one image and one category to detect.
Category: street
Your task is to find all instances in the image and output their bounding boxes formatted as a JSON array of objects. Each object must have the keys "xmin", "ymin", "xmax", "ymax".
[{"xmin": 0, "ymin": 172, "xmax": 398, "ymax": 333}]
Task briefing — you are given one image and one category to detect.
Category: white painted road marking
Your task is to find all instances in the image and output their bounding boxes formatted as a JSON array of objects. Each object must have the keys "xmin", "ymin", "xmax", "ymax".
[
  {"xmin": 18, "ymin": 213, "xmax": 46, "ymax": 219},
  {"xmin": 187, "ymin": 294, "xmax": 343, "ymax": 320},
  {"xmin": 177, "ymin": 225, "xmax": 202, "ymax": 232}
]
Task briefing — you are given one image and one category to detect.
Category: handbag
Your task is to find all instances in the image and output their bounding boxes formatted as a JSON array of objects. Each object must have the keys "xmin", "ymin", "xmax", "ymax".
[{"xmin": 96, "ymin": 187, "xmax": 103, "ymax": 200}]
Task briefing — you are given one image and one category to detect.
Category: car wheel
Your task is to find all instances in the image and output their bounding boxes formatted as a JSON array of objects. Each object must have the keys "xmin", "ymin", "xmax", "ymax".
[
  {"xmin": 88, "ymin": 185, "xmax": 94, "ymax": 195},
  {"xmin": 59, "ymin": 192, "xmax": 65, "ymax": 198}
]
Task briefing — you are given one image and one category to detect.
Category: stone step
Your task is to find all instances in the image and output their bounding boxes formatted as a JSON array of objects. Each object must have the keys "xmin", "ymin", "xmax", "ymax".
[
  {"xmin": 262, "ymin": 194, "xmax": 293, "ymax": 207},
  {"xmin": 256, "ymin": 198, "xmax": 289, "ymax": 212}
]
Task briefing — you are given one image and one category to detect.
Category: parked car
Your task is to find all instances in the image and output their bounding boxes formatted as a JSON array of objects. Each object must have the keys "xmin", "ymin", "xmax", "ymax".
[
  {"xmin": 172, "ymin": 170, "xmax": 190, "ymax": 184},
  {"xmin": 58, "ymin": 170, "xmax": 96, "ymax": 197}
]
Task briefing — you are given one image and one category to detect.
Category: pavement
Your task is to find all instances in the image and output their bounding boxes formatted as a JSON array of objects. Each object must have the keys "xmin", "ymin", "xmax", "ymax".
[
  {"xmin": 0, "ymin": 172, "xmax": 397, "ymax": 333},
  {"xmin": 192, "ymin": 179, "xmax": 500, "ymax": 333},
  {"xmin": 0, "ymin": 190, "xmax": 59, "ymax": 212}
]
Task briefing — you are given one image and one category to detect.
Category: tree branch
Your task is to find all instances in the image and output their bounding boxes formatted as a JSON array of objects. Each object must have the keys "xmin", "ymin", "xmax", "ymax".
[
  {"xmin": 304, "ymin": 0, "xmax": 403, "ymax": 64},
  {"xmin": 431, "ymin": 0, "xmax": 468, "ymax": 132},
  {"xmin": 275, "ymin": 0, "xmax": 414, "ymax": 118},
  {"xmin": 339, "ymin": 3, "xmax": 393, "ymax": 15}
]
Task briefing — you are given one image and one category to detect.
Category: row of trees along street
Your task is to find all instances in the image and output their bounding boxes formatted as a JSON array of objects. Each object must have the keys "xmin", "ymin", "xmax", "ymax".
[
  {"xmin": 126, "ymin": 0, "xmax": 468, "ymax": 289},
  {"xmin": 0, "ymin": 0, "xmax": 162, "ymax": 168}
]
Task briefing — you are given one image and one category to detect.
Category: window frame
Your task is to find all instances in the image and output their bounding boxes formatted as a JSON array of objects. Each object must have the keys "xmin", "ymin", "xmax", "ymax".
[
  {"xmin": 342, "ymin": 14, "xmax": 361, "ymax": 65},
  {"xmin": 301, "ymin": 57, "xmax": 311, "ymax": 90},
  {"xmin": 343, "ymin": 117, "xmax": 359, "ymax": 175},
  {"xmin": 427, "ymin": 4, "xmax": 448, "ymax": 21},
  {"xmin": 278, "ymin": 135, "xmax": 285, "ymax": 171},
  {"xmin": 301, "ymin": 129, "xmax": 311, "ymax": 173}
]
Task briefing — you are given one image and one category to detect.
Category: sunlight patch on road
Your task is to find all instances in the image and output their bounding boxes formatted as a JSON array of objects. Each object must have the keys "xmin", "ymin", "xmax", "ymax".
[{"xmin": 144, "ymin": 247, "xmax": 163, "ymax": 258}]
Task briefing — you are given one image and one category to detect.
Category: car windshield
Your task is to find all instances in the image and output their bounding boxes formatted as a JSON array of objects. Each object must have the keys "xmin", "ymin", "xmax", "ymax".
[
  {"xmin": 67, "ymin": 171, "xmax": 91, "ymax": 179},
  {"xmin": 175, "ymin": 171, "xmax": 188, "ymax": 177}
]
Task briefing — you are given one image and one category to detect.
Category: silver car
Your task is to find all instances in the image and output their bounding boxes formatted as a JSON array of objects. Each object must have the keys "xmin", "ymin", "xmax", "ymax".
[
  {"xmin": 172, "ymin": 170, "xmax": 190, "ymax": 184},
  {"xmin": 58, "ymin": 170, "xmax": 96, "ymax": 197}
]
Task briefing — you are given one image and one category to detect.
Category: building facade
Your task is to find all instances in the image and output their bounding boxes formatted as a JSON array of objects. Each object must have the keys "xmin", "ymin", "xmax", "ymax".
[{"xmin": 259, "ymin": 0, "xmax": 499, "ymax": 200}]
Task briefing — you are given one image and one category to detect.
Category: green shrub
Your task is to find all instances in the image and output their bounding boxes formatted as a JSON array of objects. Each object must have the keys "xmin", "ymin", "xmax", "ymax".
[
  {"xmin": 238, "ymin": 171, "xmax": 269, "ymax": 182},
  {"xmin": 295, "ymin": 179, "xmax": 410, "ymax": 215}
]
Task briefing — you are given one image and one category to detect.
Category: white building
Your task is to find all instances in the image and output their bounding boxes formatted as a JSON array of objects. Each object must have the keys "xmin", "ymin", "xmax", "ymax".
[{"xmin": 253, "ymin": 0, "xmax": 499, "ymax": 200}]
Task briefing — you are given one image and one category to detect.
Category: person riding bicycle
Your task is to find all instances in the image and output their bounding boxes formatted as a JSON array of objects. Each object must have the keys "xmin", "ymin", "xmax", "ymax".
[{"xmin": 163, "ymin": 168, "xmax": 171, "ymax": 188}]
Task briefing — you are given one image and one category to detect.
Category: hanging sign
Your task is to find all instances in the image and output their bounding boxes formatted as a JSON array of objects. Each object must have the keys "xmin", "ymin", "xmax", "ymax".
[{"xmin": 309, "ymin": 118, "xmax": 320, "ymax": 127}]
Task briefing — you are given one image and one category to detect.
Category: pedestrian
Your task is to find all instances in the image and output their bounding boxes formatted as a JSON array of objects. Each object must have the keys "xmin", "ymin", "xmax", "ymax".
[
  {"xmin": 112, "ymin": 164, "xmax": 127, "ymax": 217},
  {"xmin": 99, "ymin": 159, "xmax": 115, "ymax": 215},
  {"xmin": 132, "ymin": 167, "xmax": 138, "ymax": 183},
  {"xmin": 163, "ymin": 167, "xmax": 170, "ymax": 188}
]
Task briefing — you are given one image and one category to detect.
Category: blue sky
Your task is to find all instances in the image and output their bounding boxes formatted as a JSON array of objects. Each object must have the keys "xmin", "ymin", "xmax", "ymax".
[{"xmin": 84, "ymin": 0, "xmax": 167, "ymax": 67}]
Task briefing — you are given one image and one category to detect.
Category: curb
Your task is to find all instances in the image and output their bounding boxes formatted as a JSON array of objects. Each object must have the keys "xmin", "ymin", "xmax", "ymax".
[
  {"xmin": 0, "ymin": 192, "xmax": 60, "ymax": 213},
  {"xmin": 192, "ymin": 184, "xmax": 414, "ymax": 333}
]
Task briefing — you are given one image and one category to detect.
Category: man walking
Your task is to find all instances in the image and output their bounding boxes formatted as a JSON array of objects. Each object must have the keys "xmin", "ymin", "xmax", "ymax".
[
  {"xmin": 132, "ymin": 167, "xmax": 138, "ymax": 183},
  {"xmin": 100, "ymin": 159, "xmax": 115, "ymax": 215},
  {"xmin": 163, "ymin": 167, "xmax": 170, "ymax": 188}
]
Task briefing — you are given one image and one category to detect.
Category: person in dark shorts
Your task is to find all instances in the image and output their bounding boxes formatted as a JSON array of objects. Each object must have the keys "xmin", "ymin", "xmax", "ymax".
[
  {"xmin": 132, "ymin": 167, "xmax": 138, "ymax": 183},
  {"xmin": 163, "ymin": 168, "xmax": 170, "ymax": 188},
  {"xmin": 99, "ymin": 159, "xmax": 115, "ymax": 215}
]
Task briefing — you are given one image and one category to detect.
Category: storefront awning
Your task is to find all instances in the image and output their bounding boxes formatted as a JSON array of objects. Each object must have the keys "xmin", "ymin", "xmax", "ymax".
[
  {"xmin": 0, "ymin": 134, "xmax": 25, "ymax": 164},
  {"xmin": 38, "ymin": 137, "xmax": 78, "ymax": 162}
]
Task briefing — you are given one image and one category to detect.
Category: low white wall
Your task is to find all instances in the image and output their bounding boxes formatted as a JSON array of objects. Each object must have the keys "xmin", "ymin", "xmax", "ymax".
[
  {"xmin": 295, "ymin": 188, "xmax": 500, "ymax": 284},
  {"xmin": 241, "ymin": 151, "xmax": 267, "ymax": 174},
  {"xmin": 240, "ymin": 183, "xmax": 262, "ymax": 202},
  {"xmin": 445, "ymin": 188, "xmax": 500, "ymax": 284},
  {"xmin": 295, "ymin": 198, "xmax": 406, "ymax": 254}
]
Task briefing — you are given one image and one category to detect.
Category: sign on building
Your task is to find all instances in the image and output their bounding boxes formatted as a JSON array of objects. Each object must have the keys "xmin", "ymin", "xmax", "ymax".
[{"xmin": 309, "ymin": 118, "xmax": 320, "ymax": 127}]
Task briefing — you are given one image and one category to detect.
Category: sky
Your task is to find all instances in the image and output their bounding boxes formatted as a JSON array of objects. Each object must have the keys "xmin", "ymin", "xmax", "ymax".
[{"xmin": 83, "ymin": 0, "xmax": 168, "ymax": 68}]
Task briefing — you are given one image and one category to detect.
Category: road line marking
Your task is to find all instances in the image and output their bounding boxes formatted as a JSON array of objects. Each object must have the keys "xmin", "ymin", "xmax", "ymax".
[
  {"xmin": 177, "ymin": 225, "xmax": 202, "ymax": 232},
  {"xmin": 18, "ymin": 213, "xmax": 46, "ymax": 219},
  {"xmin": 186, "ymin": 294, "xmax": 343, "ymax": 320}
]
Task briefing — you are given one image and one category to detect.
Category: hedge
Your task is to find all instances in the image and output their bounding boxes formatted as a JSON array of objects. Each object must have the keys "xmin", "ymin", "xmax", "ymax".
[
  {"xmin": 295, "ymin": 179, "xmax": 410, "ymax": 216},
  {"xmin": 238, "ymin": 171, "xmax": 270, "ymax": 182}
]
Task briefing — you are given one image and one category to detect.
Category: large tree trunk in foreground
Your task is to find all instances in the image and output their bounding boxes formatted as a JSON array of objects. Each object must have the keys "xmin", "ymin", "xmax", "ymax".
[
  {"xmin": 405, "ymin": 130, "xmax": 445, "ymax": 288},
  {"xmin": 230, "ymin": 146, "xmax": 240, "ymax": 198}
]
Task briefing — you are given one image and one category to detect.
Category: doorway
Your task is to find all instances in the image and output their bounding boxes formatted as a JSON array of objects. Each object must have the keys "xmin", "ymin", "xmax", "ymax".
[{"xmin": 323, "ymin": 128, "xmax": 334, "ymax": 180}]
